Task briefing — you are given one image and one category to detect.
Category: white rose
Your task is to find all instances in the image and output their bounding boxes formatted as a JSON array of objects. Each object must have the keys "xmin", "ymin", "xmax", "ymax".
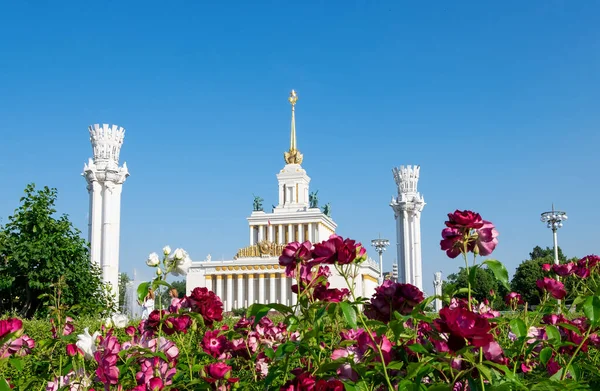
[
  {"xmin": 76, "ymin": 328, "xmax": 100, "ymax": 360},
  {"xmin": 111, "ymin": 313, "xmax": 128, "ymax": 329},
  {"xmin": 172, "ymin": 248, "xmax": 186, "ymax": 261},
  {"xmin": 104, "ymin": 317, "xmax": 112, "ymax": 328},
  {"xmin": 163, "ymin": 245, "xmax": 172, "ymax": 256},
  {"xmin": 172, "ymin": 255, "xmax": 192, "ymax": 276},
  {"xmin": 146, "ymin": 252, "xmax": 160, "ymax": 267}
]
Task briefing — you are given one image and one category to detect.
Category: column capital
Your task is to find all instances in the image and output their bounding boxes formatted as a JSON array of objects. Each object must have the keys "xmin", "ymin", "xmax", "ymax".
[
  {"xmin": 226, "ymin": 274, "xmax": 233, "ymax": 279},
  {"xmin": 258, "ymin": 273, "xmax": 265, "ymax": 278},
  {"xmin": 269, "ymin": 273, "xmax": 277, "ymax": 278},
  {"xmin": 216, "ymin": 275, "xmax": 223, "ymax": 280}
]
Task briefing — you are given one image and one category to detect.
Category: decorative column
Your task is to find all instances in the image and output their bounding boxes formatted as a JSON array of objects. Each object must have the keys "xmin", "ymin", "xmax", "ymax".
[
  {"xmin": 298, "ymin": 223, "xmax": 304, "ymax": 242},
  {"xmin": 237, "ymin": 275, "xmax": 244, "ymax": 310},
  {"xmin": 249, "ymin": 226, "xmax": 254, "ymax": 245},
  {"xmin": 433, "ymin": 272, "xmax": 443, "ymax": 312},
  {"xmin": 258, "ymin": 274, "xmax": 265, "ymax": 304},
  {"xmin": 280, "ymin": 273, "xmax": 288, "ymax": 306},
  {"xmin": 268, "ymin": 224, "xmax": 274, "ymax": 242},
  {"xmin": 247, "ymin": 274, "xmax": 255, "ymax": 306},
  {"xmin": 83, "ymin": 124, "xmax": 129, "ymax": 306},
  {"xmin": 226, "ymin": 275, "xmax": 233, "ymax": 312},
  {"xmin": 205, "ymin": 275, "xmax": 213, "ymax": 292},
  {"xmin": 390, "ymin": 165, "xmax": 425, "ymax": 291},
  {"xmin": 258, "ymin": 225, "xmax": 264, "ymax": 242},
  {"xmin": 287, "ymin": 224, "xmax": 293, "ymax": 243},
  {"xmin": 216, "ymin": 275, "xmax": 223, "ymax": 302},
  {"xmin": 278, "ymin": 225, "xmax": 284, "ymax": 244},
  {"xmin": 269, "ymin": 273, "xmax": 277, "ymax": 303},
  {"xmin": 307, "ymin": 223, "xmax": 313, "ymax": 242}
]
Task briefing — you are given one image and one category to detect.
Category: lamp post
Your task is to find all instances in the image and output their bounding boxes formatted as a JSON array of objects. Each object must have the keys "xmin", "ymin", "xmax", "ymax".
[
  {"xmin": 371, "ymin": 236, "xmax": 390, "ymax": 284},
  {"xmin": 540, "ymin": 204, "xmax": 568, "ymax": 268}
]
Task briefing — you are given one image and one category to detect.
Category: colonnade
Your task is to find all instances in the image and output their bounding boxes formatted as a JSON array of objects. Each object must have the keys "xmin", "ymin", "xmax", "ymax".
[
  {"xmin": 249, "ymin": 222, "xmax": 333, "ymax": 245},
  {"xmin": 204, "ymin": 272, "xmax": 297, "ymax": 312}
]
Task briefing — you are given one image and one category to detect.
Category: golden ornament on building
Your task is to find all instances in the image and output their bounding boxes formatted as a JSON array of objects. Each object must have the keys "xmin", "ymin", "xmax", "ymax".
[{"xmin": 284, "ymin": 89, "xmax": 304, "ymax": 165}]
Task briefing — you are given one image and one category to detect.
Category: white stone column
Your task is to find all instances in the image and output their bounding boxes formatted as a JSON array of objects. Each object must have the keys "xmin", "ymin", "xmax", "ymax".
[
  {"xmin": 100, "ymin": 183, "xmax": 113, "ymax": 293},
  {"xmin": 216, "ymin": 275, "xmax": 223, "ymax": 302},
  {"xmin": 249, "ymin": 226, "xmax": 254, "ymax": 245},
  {"xmin": 268, "ymin": 224, "xmax": 274, "ymax": 242},
  {"xmin": 110, "ymin": 184, "xmax": 123, "ymax": 299},
  {"xmin": 298, "ymin": 223, "xmax": 304, "ymax": 242},
  {"xmin": 278, "ymin": 225, "xmax": 284, "ymax": 244},
  {"xmin": 236, "ymin": 275, "xmax": 244, "ymax": 310},
  {"xmin": 269, "ymin": 273, "xmax": 277, "ymax": 303},
  {"xmin": 287, "ymin": 224, "xmax": 293, "ymax": 243},
  {"xmin": 402, "ymin": 210, "xmax": 412, "ymax": 286},
  {"xmin": 247, "ymin": 274, "xmax": 255, "ymax": 306},
  {"xmin": 87, "ymin": 181, "xmax": 103, "ymax": 267},
  {"xmin": 315, "ymin": 223, "xmax": 320, "ymax": 242},
  {"xmin": 205, "ymin": 275, "xmax": 213, "ymax": 292},
  {"xmin": 226, "ymin": 275, "xmax": 233, "ymax": 312},
  {"xmin": 258, "ymin": 273, "xmax": 265, "ymax": 304},
  {"xmin": 280, "ymin": 273, "xmax": 288, "ymax": 306},
  {"xmin": 258, "ymin": 225, "xmax": 264, "ymax": 242},
  {"xmin": 307, "ymin": 223, "xmax": 313, "ymax": 242},
  {"xmin": 278, "ymin": 183, "xmax": 284, "ymax": 206}
]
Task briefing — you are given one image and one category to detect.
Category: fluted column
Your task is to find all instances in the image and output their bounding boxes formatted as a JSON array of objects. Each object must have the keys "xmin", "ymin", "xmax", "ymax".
[
  {"xmin": 101, "ymin": 184, "xmax": 113, "ymax": 292},
  {"xmin": 226, "ymin": 275, "xmax": 233, "ymax": 312},
  {"xmin": 298, "ymin": 223, "xmax": 304, "ymax": 242},
  {"xmin": 269, "ymin": 273, "xmax": 277, "ymax": 303},
  {"xmin": 216, "ymin": 275, "xmax": 223, "ymax": 302},
  {"xmin": 278, "ymin": 225, "xmax": 284, "ymax": 244},
  {"xmin": 258, "ymin": 274, "xmax": 265, "ymax": 304},
  {"xmin": 237, "ymin": 275, "xmax": 244, "ymax": 309},
  {"xmin": 307, "ymin": 223, "xmax": 313, "ymax": 242},
  {"xmin": 258, "ymin": 225, "xmax": 264, "ymax": 242},
  {"xmin": 287, "ymin": 224, "xmax": 293, "ymax": 243},
  {"xmin": 268, "ymin": 224, "xmax": 274, "ymax": 242},
  {"xmin": 205, "ymin": 275, "xmax": 212, "ymax": 292},
  {"xmin": 280, "ymin": 273, "xmax": 288, "ymax": 306},
  {"xmin": 248, "ymin": 274, "xmax": 255, "ymax": 306}
]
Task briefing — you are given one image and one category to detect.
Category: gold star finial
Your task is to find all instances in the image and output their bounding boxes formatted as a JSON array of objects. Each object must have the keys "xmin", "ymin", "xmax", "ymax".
[{"xmin": 284, "ymin": 89, "xmax": 303, "ymax": 165}]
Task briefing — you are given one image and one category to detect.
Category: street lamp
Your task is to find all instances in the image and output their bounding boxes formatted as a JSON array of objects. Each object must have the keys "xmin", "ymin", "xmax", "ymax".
[
  {"xmin": 540, "ymin": 204, "xmax": 568, "ymax": 267},
  {"xmin": 371, "ymin": 235, "xmax": 390, "ymax": 284}
]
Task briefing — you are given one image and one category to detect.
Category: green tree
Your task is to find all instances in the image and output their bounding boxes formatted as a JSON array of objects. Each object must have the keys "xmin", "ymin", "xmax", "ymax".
[
  {"xmin": 0, "ymin": 184, "xmax": 111, "ymax": 317},
  {"xmin": 157, "ymin": 279, "xmax": 187, "ymax": 308},
  {"xmin": 510, "ymin": 245, "xmax": 577, "ymax": 306},
  {"xmin": 118, "ymin": 272, "xmax": 131, "ymax": 310},
  {"xmin": 443, "ymin": 267, "xmax": 507, "ymax": 307}
]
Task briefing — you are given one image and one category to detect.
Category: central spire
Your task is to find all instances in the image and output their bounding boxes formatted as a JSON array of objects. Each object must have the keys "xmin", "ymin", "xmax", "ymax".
[{"xmin": 284, "ymin": 89, "xmax": 303, "ymax": 165}]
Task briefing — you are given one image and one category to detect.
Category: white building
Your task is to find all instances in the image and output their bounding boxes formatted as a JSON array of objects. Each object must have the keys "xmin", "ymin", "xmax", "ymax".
[
  {"xmin": 390, "ymin": 165, "xmax": 425, "ymax": 291},
  {"xmin": 83, "ymin": 124, "xmax": 130, "ymax": 303},
  {"xmin": 186, "ymin": 90, "xmax": 380, "ymax": 311}
]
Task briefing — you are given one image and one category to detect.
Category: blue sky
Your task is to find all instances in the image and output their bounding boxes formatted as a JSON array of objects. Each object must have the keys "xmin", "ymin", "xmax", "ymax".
[{"xmin": 0, "ymin": 1, "xmax": 598, "ymax": 294}]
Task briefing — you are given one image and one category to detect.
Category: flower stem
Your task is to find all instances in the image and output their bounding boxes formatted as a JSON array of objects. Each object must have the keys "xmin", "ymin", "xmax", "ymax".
[
  {"xmin": 560, "ymin": 324, "xmax": 593, "ymax": 381},
  {"xmin": 341, "ymin": 271, "xmax": 394, "ymax": 390}
]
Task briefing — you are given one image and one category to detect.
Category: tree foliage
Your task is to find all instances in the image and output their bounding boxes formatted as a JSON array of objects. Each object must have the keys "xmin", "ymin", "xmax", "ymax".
[
  {"xmin": 511, "ymin": 245, "xmax": 577, "ymax": 306},
  {"xmin": 443, "ymin": 266, "xmax": 508, "ymax": 307},
  {"xmin": 118, "ymin": 272, "xmax": 131, "ymax": 310},
  {"xmin": 0, "ymin": 184, "xmax": 111, "ymax": 318}
]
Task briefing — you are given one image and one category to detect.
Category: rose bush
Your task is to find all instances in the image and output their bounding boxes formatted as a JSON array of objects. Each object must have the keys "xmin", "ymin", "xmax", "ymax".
[{"xmin": 2, "ymin": 211, "xmax": 600, "ymax": 390}]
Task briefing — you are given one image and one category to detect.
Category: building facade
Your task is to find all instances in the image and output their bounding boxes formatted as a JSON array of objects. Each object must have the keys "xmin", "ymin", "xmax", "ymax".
[{"xmin": 186, "ymin": 91, "xmax": 380, "ymax": 310}]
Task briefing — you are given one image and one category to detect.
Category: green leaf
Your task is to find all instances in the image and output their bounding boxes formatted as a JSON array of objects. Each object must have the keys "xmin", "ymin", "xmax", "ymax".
[
  {"xmin": 8, "ymin": 357, "xmax": 23, "ymax": 371},
  {"xmin": 408, "ymin": 344, "xmax": 429, "ymax": 354},
  {"xmin": 137, "ymin": 282, "xmax": 149, "ymax": 302},
  {"xmin": 483, "ymin": 259, "xmax": 510, "ymax": 290},
  {"xmin": 246, "ymin": 304, "xmax": 271, "ymax": 324},
  {"xmin": 539, "ymin": 347, "xmax": 553, "ymax": 365},
  {"xmin": 583, "ymin": 295, "xmax": 600, "ymax": 325},
  {"xmin": 468, "ymin": 264, "xmax": 480, "ymax": 287},
  {"xmin": 545, "ymin": 325, "xmax": 561, "ymax": 341},
  {"xmin": 509, "ymin": 318, "xmax": 527, "ymax": 339},
  {"xmin": 476, "ymin": 364, "xmax": 493, "ymax": 381},
  {"xmin": 427, "ymin": 385, "xmax": 452, "ymax": 391},
  {"xmin": 340, "ymin": 301, "xmax": 357, "ymax": 329},
  {"xmin": 152, "ymin": 279, "xmax": 172, "ymax": 291},
  {"xmin": 0, "ymin": 378, "xmax": 9, "ymax": 391},
  {"xmin": 558, "ymin": 322, "xmax": 581, "ymax": 334}
]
